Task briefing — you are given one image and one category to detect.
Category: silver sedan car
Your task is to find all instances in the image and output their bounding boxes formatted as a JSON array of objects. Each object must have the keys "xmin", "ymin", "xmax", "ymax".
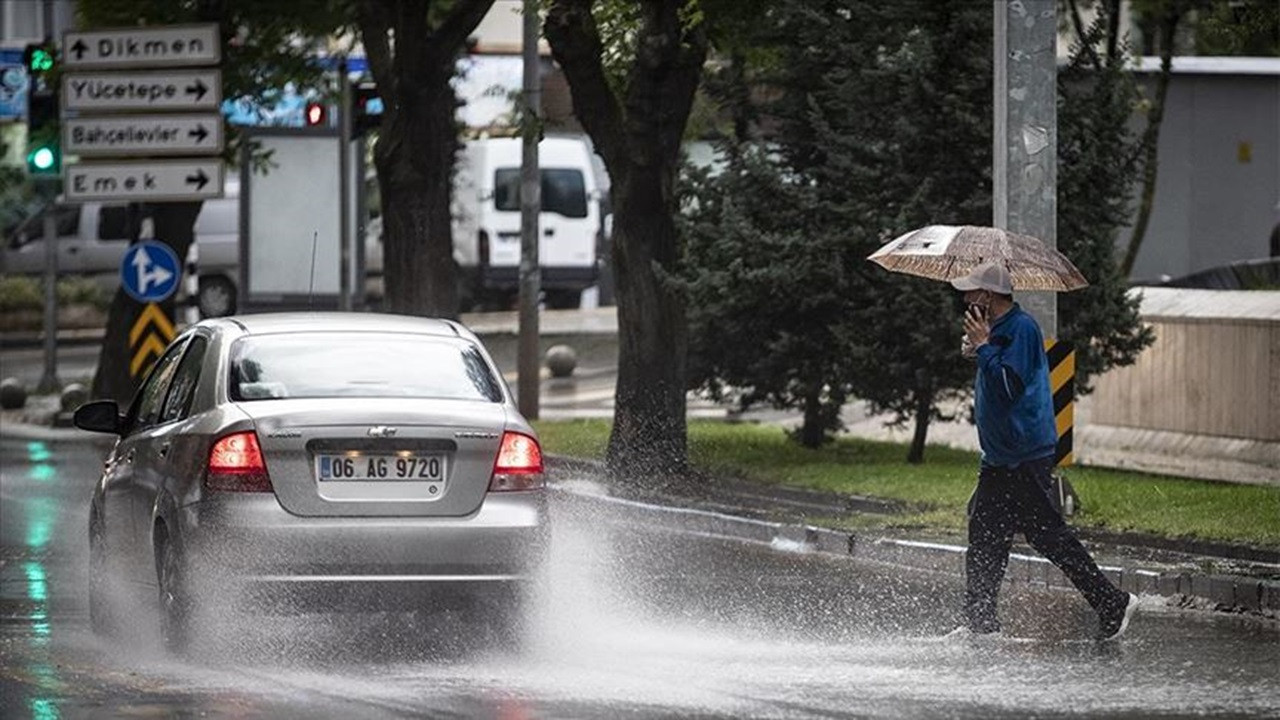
[{"xmin": 74, "ymin": 312, "xmax": 548, "ymax": 652}]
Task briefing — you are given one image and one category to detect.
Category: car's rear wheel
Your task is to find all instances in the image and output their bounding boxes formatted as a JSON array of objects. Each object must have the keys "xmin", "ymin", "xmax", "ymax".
[
  {"xmin": 156, "ymin": 531, "xmax": 192, "ymax": 654},
  {"xmin": 463, "ymin": 585, "xmax": 529, "ymax": 653}
]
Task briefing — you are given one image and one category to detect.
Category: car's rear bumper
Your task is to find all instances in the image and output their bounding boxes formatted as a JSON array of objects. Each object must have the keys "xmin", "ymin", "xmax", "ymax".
[{"xmin": 176, "ymin": 490, "xmax": 547, "ymax": 610}]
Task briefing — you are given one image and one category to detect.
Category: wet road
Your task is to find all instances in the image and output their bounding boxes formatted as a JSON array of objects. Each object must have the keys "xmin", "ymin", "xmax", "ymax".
[{"xmin": 2, "ymin": 435, "xmax": 1278, "ymax": 719}]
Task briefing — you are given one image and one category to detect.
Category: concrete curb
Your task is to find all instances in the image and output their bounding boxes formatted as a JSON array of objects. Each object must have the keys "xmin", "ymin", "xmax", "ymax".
[{"xmin": 549, "ymin": 481, "xmax": 1280, "ymax": 622}]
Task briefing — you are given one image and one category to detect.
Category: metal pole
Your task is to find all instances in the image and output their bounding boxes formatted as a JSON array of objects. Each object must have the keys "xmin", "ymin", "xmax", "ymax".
[
  {"xmin": 339, "ymin": 59, "xmax": 353, "ymax": 311},
  {"xmin": 37, "ymin": 195, "xmax": 60, "ymax": 393},
  {"xmin": 517, "ymin": 0, "xmax": 542, "ymax": 419},
  {"xmin": 994, "ymin": 0, "xmax": 1057, "ymax": 337}
]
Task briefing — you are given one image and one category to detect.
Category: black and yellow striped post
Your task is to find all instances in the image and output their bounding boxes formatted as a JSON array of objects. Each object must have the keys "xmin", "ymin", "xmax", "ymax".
[
  {"xmin": 130, "ymin": 303, "xmax": 176, "ymax": 379},
  {"xmin": 1044, "ymin": 339, "xmax": 1074, "ymax": 466}
]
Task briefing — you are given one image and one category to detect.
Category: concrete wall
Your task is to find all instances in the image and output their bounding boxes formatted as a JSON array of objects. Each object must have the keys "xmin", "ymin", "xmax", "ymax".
[
  {"xmin": 1126, "ymin": 64, "xmax": 1280, "ymax": 282},
  {"xmin": 1080, "ymin": 288, "xmax": 1280, "ymax": 485}
]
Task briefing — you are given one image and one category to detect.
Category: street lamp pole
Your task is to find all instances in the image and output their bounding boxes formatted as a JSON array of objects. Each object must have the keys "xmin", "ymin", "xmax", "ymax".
[
  {"xmin": 994, "ymin": 0, "xmax": 1057, "ymax": 338},
  {"xmin": 517, "ymin": 0, "xmax": 542, "ymax": 419}
]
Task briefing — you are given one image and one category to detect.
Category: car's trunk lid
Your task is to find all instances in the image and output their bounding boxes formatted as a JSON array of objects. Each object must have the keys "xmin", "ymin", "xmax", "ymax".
[{"xmin": 237, "ymin": 398, "xmax": 506, "ymax": 517}]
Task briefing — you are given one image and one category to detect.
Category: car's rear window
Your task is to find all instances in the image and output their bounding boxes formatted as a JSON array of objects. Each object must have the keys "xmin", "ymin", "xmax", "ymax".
[{"xmin": 229, "ymin": 333, "xmax": 504, "ymax": 402}]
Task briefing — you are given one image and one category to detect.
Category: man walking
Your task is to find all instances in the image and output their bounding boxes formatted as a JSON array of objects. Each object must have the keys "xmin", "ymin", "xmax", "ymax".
[{"xmin": 952, "ymin": 262, "xmax": 1137, "ymax": 640}]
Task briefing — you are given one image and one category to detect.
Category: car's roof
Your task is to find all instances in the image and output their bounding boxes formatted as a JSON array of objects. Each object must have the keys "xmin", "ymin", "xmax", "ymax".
[{"xmin": 203, "ymin": 312, "xmax": 467, "ymax": 338}]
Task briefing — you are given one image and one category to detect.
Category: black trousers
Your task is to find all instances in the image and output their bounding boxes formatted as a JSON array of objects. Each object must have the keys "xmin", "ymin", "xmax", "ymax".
[{"xmin": 965, "ymin": 456, "xmax": 1127, "ymax": 633}]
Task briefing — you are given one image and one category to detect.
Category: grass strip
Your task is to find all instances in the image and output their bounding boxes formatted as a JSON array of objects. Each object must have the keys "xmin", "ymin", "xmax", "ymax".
[{"xmin": 533, "ymin": 418, "xmax": 1280, "ymax": 548}]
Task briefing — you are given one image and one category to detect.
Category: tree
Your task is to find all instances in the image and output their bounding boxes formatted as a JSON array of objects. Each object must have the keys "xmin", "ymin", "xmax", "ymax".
[
  {"xmin": 688, "ymin": 0, "xmax": 990, "ymax": 462},
  {"xmin": 543, "ymin": 0, "xmax": 710, "ymax": 480},
  {"xmin": 682, "ymin": 148, "xmax": 861, "ymax": 449},
  {"xmin": 354, "ymin": 0, "xmax": 495, "ymax": 318},
  {"xmin": 79, "ymin": 0, "xmax": 344, "ymax": 404},
  {"xmin": 1059, "ymin": 0, "xmax": 1155, "ymax": 388}
]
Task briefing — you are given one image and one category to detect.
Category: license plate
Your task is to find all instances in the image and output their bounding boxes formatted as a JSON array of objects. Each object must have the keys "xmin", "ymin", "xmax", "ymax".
[{"xmin": 315, "ymin": 454, "xmax": 445, "ymax": 481}]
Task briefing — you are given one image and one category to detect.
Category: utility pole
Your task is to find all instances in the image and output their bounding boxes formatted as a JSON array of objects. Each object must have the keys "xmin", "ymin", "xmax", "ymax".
[
  {"xmin": 338, "ymin": 58, "xmax": 353, "ymax": 311},
  {"xmin": 994, "ymin": 0, "xmax": 1057, "ymax": 337},
  {"xmin": 517, "ymin": 0, "xmax": 542, "ymax": 419}
]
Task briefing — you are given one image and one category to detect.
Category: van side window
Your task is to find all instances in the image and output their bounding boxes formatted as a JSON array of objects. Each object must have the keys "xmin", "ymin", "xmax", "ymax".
[
  {"xmin": 494, "ymin": 169, "xmax": 589, "ymax": 219},
  {"xmin": 8, "ymin": 206, "xmax": 79, "ymax": 243},
  {"xmin": 98, "ymin": 205, "xmax": 131, "ymax": 240}
]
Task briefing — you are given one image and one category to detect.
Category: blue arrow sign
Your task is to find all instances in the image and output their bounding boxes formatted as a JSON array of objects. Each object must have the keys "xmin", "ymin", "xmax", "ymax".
[{"xmin": 121, "ymin": 240, "xmax": 180, "ymax": 303}]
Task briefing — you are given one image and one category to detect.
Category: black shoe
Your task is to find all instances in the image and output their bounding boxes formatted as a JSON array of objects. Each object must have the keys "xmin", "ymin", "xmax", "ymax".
[{"xmin": 1099, "ymin": 593, "xmax": 1139, "ymax": 641}]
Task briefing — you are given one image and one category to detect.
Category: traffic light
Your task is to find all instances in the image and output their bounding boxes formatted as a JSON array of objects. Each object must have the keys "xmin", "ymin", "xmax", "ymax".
[
  {"xmin": 352, "ymin": 83, "xmax": 383, "ymax": 138},
  {"xmin": 304, "ymin": 101, "xmax": 327, "ymax": 127},
  {"xmin": 24, "ymin": 42, "xmax": 60, "ymax": 177},
  {"xmin": 23, "ymin": 42, "xmax": 54, "ymax": 74}
]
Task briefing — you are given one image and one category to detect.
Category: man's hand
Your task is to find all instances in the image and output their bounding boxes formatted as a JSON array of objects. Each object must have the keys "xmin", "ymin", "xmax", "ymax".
[{"xmin": 963, "ymin": 306, "xmax": 990, "ymax": 349}]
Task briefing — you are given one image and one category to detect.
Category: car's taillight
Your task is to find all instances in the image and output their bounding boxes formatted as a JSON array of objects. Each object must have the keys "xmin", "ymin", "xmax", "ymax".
[
  {"xmin": 478, "ymin": 230, "xmax": 490, "ymax": 267},
  {"xmin": 488, "ymin": 431, "xmax": 544, "ymax": 492},
  {"xmin": 205, "ymin": 431, "xmax": 273, "ymax": 492}
]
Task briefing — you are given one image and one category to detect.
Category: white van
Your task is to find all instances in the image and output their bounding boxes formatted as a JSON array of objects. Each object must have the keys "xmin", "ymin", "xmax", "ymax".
[
  {"xmin": 452, "ymin": 135, "xmax": 603, "ymax": 309},
  {"xmin": 1, "ymin": 184, "xmax": 241, "ymax": 317}
]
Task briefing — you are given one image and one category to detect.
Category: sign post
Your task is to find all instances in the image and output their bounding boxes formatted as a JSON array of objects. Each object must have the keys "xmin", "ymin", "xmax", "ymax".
[{"xmin": 61, "ymin": 22, "xmax": 223, "ymax": 380}]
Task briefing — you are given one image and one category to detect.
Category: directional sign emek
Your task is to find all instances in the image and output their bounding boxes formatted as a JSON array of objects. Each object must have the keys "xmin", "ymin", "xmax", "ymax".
[
  {"xmin": 62, "ymin": 69, "xmax": 221, "ymax": 112},
  {"xmin": 63, "ymin": 24, "xmax": 220, "ymax": 70},
  {"xmin": 121, "ymin": 240, "xmax": 181, "ymax": 303},
  {"xmin": 65, "ymin": 159, "xmax": 224, "ymax": 202},
  {"xmin": 64, "ymin": 113, "xmax": 224, "ymax": 157}
]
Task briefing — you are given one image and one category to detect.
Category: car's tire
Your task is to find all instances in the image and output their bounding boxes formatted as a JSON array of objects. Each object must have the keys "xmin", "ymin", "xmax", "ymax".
[
  {"xmin": 87, "ymin": 511, "xmax": 118, "ymax": 638},
  {"xmin": 155, "ymin": 531, "xmax": 193, "ymax": 654},
  {"xmin": 464, "ymin": 585, "xmax": 528, "ymax": 654},
  {"xmin": 197, "ymin": 276, "xmax": 237, "ymax": 318}
]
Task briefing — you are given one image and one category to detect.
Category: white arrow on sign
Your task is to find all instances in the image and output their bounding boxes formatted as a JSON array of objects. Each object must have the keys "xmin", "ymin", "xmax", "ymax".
[
  {"xmin": 65, "ymin": 159, "xmax": 225, "ymax": 202},
  {"xmin": 63, "ymin": 24, "xmax": 220, "ymax": 69},
  {"xmin": 132, "ymin": 246, "xmax": 175, "ymax": 296},
  {"xmin": 62, "ymin": 69, "xmax": 222, "ymax": 112},
  {"xmin": 64, "ymin": 113, "xmax": 224, "ymax": 157}
]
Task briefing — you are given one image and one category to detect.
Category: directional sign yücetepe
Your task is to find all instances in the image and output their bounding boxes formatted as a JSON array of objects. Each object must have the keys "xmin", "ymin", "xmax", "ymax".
[
  {"xmin": 121, "ymin": 240, "xmax": 181, "ymax": 303},
  {"xmin": 62, "ymin": 69, "xmax": 220, "ymax": 112}
]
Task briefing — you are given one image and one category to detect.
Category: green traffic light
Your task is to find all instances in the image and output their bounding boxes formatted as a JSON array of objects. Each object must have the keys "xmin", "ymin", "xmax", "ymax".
[
  {"xmin": 27, "ymin": 145, "xmax": 58, "ymax": 173},
  {"xmin": 28, "ymin": 48, "xmax": 53, "ymax": 73}
]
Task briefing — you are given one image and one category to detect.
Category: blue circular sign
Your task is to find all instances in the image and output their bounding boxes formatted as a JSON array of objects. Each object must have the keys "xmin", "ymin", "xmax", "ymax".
[{"xmin": 120, "ymin": 240, "xmax": 181, "ymax": 303}]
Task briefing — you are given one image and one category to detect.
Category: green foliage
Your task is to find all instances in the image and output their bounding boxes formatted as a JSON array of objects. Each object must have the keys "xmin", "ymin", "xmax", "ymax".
[
  {"xmin": 1193, "ymin": 0, "xmax": 1280, "ymax": 56},
  {"xmin": 0, "ymin": 275, "xmax": 108, "ymax": 312},
  {"xmin": 683, "ymin": 0, "xmax": 990, "ymax": 454},
  {"xmin": 1058, "ymin": 4, "xmax": 1155, "ymax": 393},
  {"xmin": 681, "ymin": 147, "xmax": 860, "ymax": 447},
  {"xmin": 0, "ymin": 275, "xmax": 43, "ymax": 312}
]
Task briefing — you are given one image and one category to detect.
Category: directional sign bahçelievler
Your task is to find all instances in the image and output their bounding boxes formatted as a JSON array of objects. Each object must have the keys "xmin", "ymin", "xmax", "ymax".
[
  {"xmin": 63, "ymin": 113, "xmax": 224, "ymax": 157},
  {"xmin": 62, "ymin": 69, "xmax": 221, "ymax": 112},
  {"xmin": 65, "ymin": 159, "xmax": 224, "ymax": 202},
  {"xmin": 63, "ymin": 24, "xmax": 220, "ymax": 70}
]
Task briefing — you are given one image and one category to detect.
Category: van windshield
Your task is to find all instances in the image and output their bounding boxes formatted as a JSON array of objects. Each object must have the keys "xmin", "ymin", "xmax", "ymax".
[{"xmin": 494, "ymin": 168, "xmax": 588, "ymax": 218}]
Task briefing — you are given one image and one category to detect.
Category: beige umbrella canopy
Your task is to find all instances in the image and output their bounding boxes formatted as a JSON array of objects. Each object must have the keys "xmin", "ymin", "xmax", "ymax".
[{"xmin": 867, "ymin": 225, "xmax": 1089, "ymax": 291}]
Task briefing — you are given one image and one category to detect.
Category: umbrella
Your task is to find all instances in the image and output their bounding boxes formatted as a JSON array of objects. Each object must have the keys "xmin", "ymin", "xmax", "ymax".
[{"xmin": 867, "ymin": 225, "xmax": 1089, "ymax": 291}]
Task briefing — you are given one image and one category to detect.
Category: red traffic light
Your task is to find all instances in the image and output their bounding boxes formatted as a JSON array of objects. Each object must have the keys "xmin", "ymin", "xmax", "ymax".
[{"xmin": 305, "ymin": 102, "xmax": 327, "ymax": 127}]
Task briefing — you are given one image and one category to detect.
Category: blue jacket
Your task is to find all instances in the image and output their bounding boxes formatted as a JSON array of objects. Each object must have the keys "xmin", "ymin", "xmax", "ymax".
[{"xmin": 973, "ymin": 304, "xmax": 1058, "ymax": 467}]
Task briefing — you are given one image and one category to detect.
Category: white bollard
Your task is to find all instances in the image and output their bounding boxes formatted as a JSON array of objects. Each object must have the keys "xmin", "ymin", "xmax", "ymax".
[{"xmin": 182, "ymin": 242, "xmax": 200, "ymax": 325}]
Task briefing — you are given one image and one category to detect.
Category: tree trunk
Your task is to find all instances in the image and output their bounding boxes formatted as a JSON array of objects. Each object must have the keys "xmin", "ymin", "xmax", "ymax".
[
  {"xmin": 92, "ymin": 202, "xmax": 202, "ymax": 405},
  {"xmin": 374, "ymin": 73, "xmax": 460, "ymax": 318},
  {"xmin": 799, "ymin": 385, "xmax": 825, "ymax": 449},
  {"xmin": 605, "ymin": 166, "xmax": 688, "ymax": 479},
  {"xmin": 1121, "ymin": 6, "xmax": 1181, "ymax": 278},
  {"xmin": 907, "ymin": 386, "xmax": 934, "ymax": 464}
]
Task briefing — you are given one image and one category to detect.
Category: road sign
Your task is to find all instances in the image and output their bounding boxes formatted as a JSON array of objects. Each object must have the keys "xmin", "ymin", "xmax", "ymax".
[
  {"xmin": 121, "ymin": 240, "xmax": 181, "ymax": 304},
  {"xmin": 130, "ymin": 303, "xmax": 176, "ymax": 377},
  {"xmin": 64, "ymin": 24, "xmax": 220, "ymax": 70},
  {"xmin": 64, "ymin": 113, "xmax": 224, "ymax": 157},
  {"xmin": 62, "ymin": 69, "xmax": 221, "ymax": 112},
  {"xmin": 66, "ymin": 159, "xmax": 224, "ymax": 202}
]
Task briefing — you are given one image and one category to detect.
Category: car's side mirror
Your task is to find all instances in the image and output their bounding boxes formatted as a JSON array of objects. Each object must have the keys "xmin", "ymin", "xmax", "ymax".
[{"xmin": 73, "ymin": 400, "xmax": 124, "ymax": 434}]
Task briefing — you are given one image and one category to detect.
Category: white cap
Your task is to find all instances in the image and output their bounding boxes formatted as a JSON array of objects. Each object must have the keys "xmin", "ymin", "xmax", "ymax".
[{"xmin": 951, "ymin": 262, "xmax": 1012, "ymax": 294}]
